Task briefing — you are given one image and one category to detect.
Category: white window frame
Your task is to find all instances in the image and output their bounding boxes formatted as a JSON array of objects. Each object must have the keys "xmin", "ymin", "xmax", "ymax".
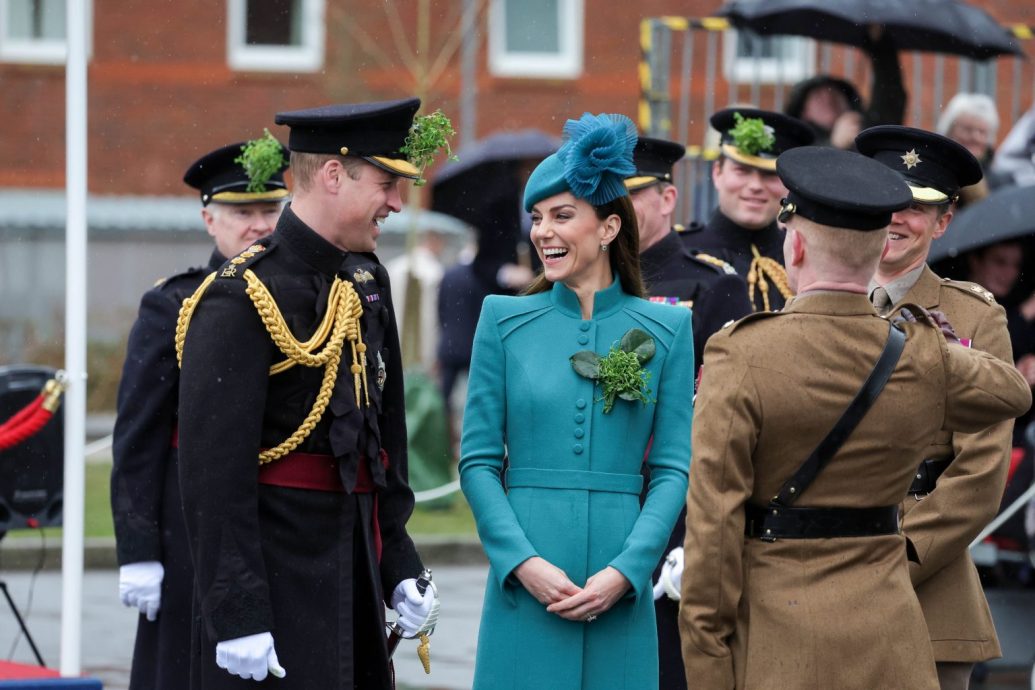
[
  {"xmin": 0, "ymin": 0, "xmax": 92, "ymax": 65},
  {"xmin": 488, "ymin": 0, "xmax": 583, "ymax": 79},
  {"xmin": 723, "ymin": 30, "xmax": 815, "ymax": 84},
  {"xmin": 227, "ymin": 0, "xmax": 325, "ymax": 73}
]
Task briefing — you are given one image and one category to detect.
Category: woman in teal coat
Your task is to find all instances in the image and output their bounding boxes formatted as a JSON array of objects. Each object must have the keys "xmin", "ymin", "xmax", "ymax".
[{"xmin": 459, "ymin": 113, "xmax": 694, "ymax": 689}]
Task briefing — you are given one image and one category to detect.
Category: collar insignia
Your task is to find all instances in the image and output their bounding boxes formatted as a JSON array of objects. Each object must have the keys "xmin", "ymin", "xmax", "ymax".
[
  {"xmin": 353, "ymin": 268, "xmax": 375, "ymax": 284},
  {"xmin": 901, "ymin": 149, "xmax": 922, "ymax": 170}
]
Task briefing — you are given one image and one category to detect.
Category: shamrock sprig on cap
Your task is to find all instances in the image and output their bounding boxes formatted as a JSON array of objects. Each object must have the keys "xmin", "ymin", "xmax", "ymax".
[
  {"xmin": 570, "ymin": 328, "xmax": 656, "ymax": 413},
  {"xmin": 400, "ymin": 109, "xmax": 459, "ymax": 186},
  {"xmin": 729, "ymin": 112, "xmax": 775, "ymax": 157},
  {"xmin": 235, "ymin": 129, "xmax": 286, "ymax": 193}
]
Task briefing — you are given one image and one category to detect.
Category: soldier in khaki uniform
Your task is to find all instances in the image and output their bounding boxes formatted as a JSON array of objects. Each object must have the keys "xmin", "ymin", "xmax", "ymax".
[
  {"xmin": 857, "ymin": 125, "xmax": 1013, "ymax": 690},
  {"xmin": 678, "ymin": 145, "xmax": 1032, "ymax": 690}
]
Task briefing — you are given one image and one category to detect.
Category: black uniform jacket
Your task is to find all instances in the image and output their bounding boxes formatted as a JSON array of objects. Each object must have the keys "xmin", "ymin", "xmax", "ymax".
[
  {"xmin": 178, "ymin": 206, "xmax": 422, "ymax": 689},
  {"xmin": 642, "ymin": 232, "xmax": 752, "ymax": 690},
  {"xmin": 682, "ymin": 210, "xmax": 788, "ymax": 312},
  {"xmin": 640, "ymin": 230, "xmax": 753, "ymax": 368},
  {"xmin": 112, "ymin": 251, "xmax": 223, "ymax": 690}
]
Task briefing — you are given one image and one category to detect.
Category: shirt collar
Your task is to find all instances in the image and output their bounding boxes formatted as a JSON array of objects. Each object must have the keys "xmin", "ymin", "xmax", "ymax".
[{"xmin": 869, "ymin": 264, "xmax": 926, "ymax": 307}]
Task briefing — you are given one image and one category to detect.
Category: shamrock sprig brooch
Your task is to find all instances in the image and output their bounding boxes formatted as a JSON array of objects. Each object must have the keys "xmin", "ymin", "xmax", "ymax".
[{"xmin": 570, "ymin": 328, "xmax": 656, "ymax": 413}]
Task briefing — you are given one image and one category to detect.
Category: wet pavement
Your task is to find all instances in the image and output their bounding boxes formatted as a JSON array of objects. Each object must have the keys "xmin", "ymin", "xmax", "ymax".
[
  {"xmin": 1, "ymin": 564, "xmax": 1030, "ymax": 689},
  {"xmin": 0, "ymin": 565, "xmax": 485, "ymax": 690}
]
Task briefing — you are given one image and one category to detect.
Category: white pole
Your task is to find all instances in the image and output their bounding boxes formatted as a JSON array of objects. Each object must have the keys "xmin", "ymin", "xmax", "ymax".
[{"xmin": 60, "ymin": 0, "xmax": 88, "ymax": 676}]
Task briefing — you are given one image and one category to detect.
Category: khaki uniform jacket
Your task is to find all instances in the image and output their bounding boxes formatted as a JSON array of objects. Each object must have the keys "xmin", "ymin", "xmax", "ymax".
[
  {"xmin": 679, "ymin": 291, "xmax": 1031, "ymax": 690},
  {"xmin": 891, "ymin": 266, "xmax": 1016, "ymax": 662}
]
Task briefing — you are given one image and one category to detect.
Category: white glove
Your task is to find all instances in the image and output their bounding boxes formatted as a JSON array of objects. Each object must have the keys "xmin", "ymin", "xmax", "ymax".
[
  {"xmin": 391, "ymin": 578, "xmax": 440, "ymax": 638},
  {"xmin": 652, "ymin": 547, "xmax": 684, "ymax": 602},
  {"xmin": 215, "ymin": 632, "xmax": 286, "ymax": 681},
  {"xmin": 119, "ymin": 561, "xmax": 164, "ymax": 621}
]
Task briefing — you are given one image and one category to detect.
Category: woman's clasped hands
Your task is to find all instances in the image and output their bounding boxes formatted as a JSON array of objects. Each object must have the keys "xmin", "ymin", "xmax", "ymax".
[{"xmin": 514, "ymin": 556, "xmax": 631, "ymax": 623}]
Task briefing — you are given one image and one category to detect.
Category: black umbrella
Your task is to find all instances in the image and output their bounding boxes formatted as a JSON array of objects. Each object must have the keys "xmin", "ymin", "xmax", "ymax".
[
  {"xmin": 929, "ymin": 184, "xmax": 1035, "ymax": 262},
  {"xmin": 432, "ymin": 129, "xmax": 560, "ymax": 186},
  {"xmin": 717, "ymin": 0, "xmax": 1024, "ymax": 60},
  {"xmin": 431, "ymin": 130, "xmax": 560, "ymax": 291}
]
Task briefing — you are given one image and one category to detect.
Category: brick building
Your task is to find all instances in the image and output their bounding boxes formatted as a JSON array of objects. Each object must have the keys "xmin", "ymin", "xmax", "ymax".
[{"xmin": 1, "ymin": 0, "xmax": 1033, "ymax": 348}]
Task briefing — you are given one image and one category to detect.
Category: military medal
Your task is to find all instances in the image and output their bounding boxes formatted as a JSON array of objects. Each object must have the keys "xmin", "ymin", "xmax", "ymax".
[{"xmin": 376, "ymin": 351, "xmax": 387, "ymax": 390}]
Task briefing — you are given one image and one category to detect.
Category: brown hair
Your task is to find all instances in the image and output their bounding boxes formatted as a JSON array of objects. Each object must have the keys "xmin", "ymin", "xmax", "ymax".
[
  {"xmin": 289, "ymin": 152, "xmax": 365, "ymax": 191},
  {"xmin": 525, "ymin": 194, "xmax": 645, "ymax": 298}
]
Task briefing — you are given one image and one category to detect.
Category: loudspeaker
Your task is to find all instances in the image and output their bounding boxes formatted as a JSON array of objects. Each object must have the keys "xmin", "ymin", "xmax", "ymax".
[{"xmin": 0, "ymin": 366, "xmax": 63, "ymax": 531}]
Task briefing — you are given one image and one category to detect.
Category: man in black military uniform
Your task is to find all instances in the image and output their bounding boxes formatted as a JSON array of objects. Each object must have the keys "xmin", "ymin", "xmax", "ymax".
[
  {"xmin": 628, "ymin": 136, "xmax": 753, "ymax": 690},
  {"xmin": 628, "ymin": 135, "xmax": 752, "ymax": 365},
  {"xmin": 176, "ymin": 99, "xmax": 438, "ymax": 689},
  {"xmin": 111, "ymin": 139, "xmax": 288, "ymax": 690},
  {"xmin": 681, "ymin": 108, "xmax": 814, "ymax": 312}
]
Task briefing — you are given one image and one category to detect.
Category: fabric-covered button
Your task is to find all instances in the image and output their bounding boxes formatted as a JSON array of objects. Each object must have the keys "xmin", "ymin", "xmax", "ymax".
[
  {"xmin": 574, "ymin": 412, "xmax": 585, "ymax": 423},
  {"xmin": 577, "ymin": 334, "xmax": 589, "ymax": 345},
  {"xmin": 576, "ymin": 399, "xmax": 587, "ymax": 409},
  {"xmin": 573, "ymin": 443, "xmax": 584, "ymax": 454},
  {"xmin": 579, "ymin": 322, "xmax": 591, "ymax": 331},
  {"xmin": 574, "ymin": 428, "xmax": 584, "ymax": 439}
]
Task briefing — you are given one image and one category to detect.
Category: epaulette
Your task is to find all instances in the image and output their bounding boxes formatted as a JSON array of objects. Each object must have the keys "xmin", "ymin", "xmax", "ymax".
[
  {"xmin": 939, "ymin": 277, "xmax": 996, "ymax": 305},
  {"xmin": 215, "ymin": 241, "xmax": 276, "ymax": 280},
  {"xmin": 692, "ymin": 251, "xmax": 738, "ymax": 275},
  {"xmin": 720, "ymin": 309, "xmax": 781, "ymax": 335},
  {"xmin": 153, "ymin": 264, "xmax": 206, "ymax": 289}
]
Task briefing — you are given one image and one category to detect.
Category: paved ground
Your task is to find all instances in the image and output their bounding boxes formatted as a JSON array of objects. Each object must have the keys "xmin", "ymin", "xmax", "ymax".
[
  {"xmin": 0, "ymin": 564, "xmax": 1031, "ymax": 689},
  {"xmin": 0, "ymin": 565, "xmax": 484, "ymax": 690}
]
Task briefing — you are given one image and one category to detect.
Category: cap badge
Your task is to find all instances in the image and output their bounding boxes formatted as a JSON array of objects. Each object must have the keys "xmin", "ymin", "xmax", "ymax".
[
  {"xmin": 353, "ymin": 268, "xmax": 375, "ymax": 284},
  {"xmin": 901, "ymin": 149, "xmax": 922, "ymax": 170}
]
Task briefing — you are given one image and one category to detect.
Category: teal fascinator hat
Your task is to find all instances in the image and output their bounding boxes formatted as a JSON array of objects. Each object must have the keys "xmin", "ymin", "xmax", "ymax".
[{"xmin": 523, "ymin": 112, "xmax": 638, "ymax": 212}]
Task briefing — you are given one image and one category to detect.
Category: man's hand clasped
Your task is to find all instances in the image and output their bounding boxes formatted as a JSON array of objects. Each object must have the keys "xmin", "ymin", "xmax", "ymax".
[
  {"xmin": 515, "ymin": 556, "xmax": 631, "ymax": 623},
  {"xmin": 391, "ymin": 577, "xmax": 440, "ymax": 638},
  {"xmin": 215, "ymin": 631, "xmax": 286, "ymax": 681},
  {"xmin": 118, "ymin": 560, "xmax": 164, "ymax": 622}
]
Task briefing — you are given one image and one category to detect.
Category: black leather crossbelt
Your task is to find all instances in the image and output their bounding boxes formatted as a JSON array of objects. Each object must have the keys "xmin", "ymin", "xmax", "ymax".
[
  {"xmin": 745, "ymin": 503, "xmax": 900, "ymax": 539},
  {"xmin": 908, "ymin": 458, "xmax": 952, "ymax": 495}
]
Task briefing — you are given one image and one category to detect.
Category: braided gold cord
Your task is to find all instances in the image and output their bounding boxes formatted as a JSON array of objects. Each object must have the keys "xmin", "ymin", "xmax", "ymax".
[
  {"xmin": 747, "ymin": 245, "xmax": 793, "ymax": 312},
  {"xmin": 175, "ymin": 272, "xmax": 218, "ymax": 368},
  {"xmin": 176, "ymin": 267, "xmax": 369, "ymax": 466},
  {"xmin": 267, "ymin": 279, "xmax": 343, "ymax": 375}
]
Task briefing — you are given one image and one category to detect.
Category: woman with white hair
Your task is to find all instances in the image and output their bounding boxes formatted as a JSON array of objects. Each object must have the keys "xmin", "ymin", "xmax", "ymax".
[{"xmin": 937, "ymin": 93, "xmax": 1006, "ymax": 205}]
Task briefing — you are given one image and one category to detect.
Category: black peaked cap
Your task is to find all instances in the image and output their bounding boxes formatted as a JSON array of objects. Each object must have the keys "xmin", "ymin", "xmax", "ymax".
[
  {"xmin": 275, "ymin": 97, "xmax": 421, "ymax": 178},
  {"xmin": 626, "ymin": 136, "xmax": 686, "ymax": 190},
  {"xmin": 711, "ymin": 107, "xmax": 814, "ymax": 169},
  {"xmin": 183, "ymin": 142, "xmax": 289, "ymax": 206},
  {"xmin": 855, "ymin": 125, "xmax": 983, "ymax": 203},
  {"xmin": 776, "ymin": 146, "xmax": 913, "ymax": 231}
]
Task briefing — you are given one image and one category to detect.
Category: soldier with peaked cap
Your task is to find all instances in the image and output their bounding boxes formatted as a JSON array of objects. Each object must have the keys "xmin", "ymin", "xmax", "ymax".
[
  {"xmin": 111, "ymin": 137, "xmax": 287, "ymax": 690},
  {"xmin": 681, "ymin": 108, "xmax": 814, "ymax": 312},
  {"xmin": 857, "ymin": 124, "xmax": 1015, "ymax": 690},
  {"xmin": 679, "ymin": 145, "xmax": 1031, "ymax": 689},
  {"xmin": 626, "ymin": 136, "xmax": 752, "ymax": 690},
  {"xmin": 176, "ymin": 99, "xmax": 438, "ymax": 689}
]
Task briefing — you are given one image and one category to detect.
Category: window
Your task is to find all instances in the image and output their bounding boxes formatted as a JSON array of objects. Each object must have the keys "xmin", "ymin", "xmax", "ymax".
[
  {"xmin": 489, "ymin": 0, "xmax": 583, "ymax": 79},
  {"xmin": 723, "ymin": 30, "xmax": 814, "ymax": 84},
  {"xmin": 227, "ymin": 0, "xmax": 325, "ymax": 72},
  {"xmin": 0, "ymin": 0, "xmax": 67, "ymax": 64}
]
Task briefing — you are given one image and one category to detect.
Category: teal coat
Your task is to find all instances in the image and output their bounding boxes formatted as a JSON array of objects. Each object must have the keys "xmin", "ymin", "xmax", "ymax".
[{"xmin": 460, "ymin": 278, "xmax": 693, "ymax": 689}]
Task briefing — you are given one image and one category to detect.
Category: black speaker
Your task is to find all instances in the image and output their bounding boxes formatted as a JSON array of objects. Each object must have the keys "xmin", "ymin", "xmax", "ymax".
[{"xmin": 0, "ymin": 365, "xmax": 64, "ymax": 531}]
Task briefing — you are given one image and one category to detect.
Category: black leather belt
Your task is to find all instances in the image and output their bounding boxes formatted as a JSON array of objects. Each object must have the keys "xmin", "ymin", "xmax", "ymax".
[
  {"xmin": 908, "ymin": 458, "xmax": 952, "ymax": 496},
  {"xmin": 745, "ymin": 503, "xmax": 900, "ymax": 541}
]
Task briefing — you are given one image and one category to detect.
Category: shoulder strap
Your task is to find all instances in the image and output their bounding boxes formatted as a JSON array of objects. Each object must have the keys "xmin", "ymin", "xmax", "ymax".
[{"xmin": 771, "ymin": 321, "xmax": 907, "ymax": 507}]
